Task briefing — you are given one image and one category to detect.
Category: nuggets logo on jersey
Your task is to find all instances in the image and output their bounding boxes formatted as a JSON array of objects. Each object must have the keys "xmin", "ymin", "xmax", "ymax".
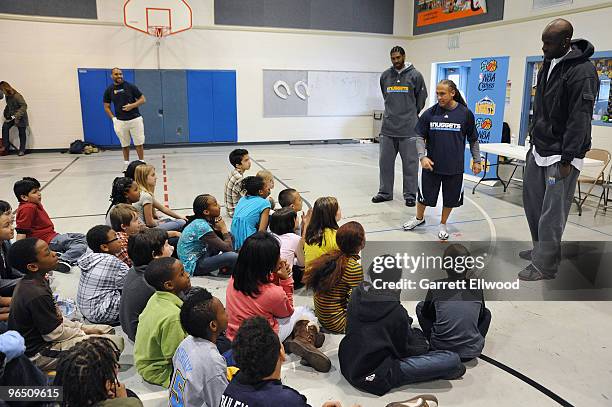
[
  {"xmin": 430, "ymin": 122, "xmax": 462, "ymax": 132},
  {"xmin": 387, "ymin": 86, "xmax": 411, "ymax": 93}
]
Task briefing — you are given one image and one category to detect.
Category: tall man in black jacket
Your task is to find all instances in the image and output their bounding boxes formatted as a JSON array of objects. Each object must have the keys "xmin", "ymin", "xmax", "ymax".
[{"xmin": 520, "ymin": 19, "xmax": 599, "ymax": 281}]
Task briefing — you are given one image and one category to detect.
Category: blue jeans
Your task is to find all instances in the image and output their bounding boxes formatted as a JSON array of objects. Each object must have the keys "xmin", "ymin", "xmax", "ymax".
[
  {"xmin": 396, "ymin": 350, "xmax": 464, "ymax": 385},
  {"xmin": 49, "ymin": 233, "xmax": 88, "ymax": 265},
  {"xmin": 156, "ymin": 218, "xmax": 186, "ymax": 232},
  {"xmin": 194, "ymin": 251, "xmax": 238, "ymax": 276}
]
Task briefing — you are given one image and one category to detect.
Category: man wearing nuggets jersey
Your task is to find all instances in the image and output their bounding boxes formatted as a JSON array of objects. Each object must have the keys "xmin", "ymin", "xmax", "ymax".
[{"xmin": 373, "ymin": 46, "xmax": 428, "ymax": 208}]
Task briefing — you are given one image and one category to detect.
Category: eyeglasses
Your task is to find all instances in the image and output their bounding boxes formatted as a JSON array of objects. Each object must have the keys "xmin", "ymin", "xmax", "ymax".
[{"xmin": 105, "ymin": 237, "xmax": 120, "ymax": 244}]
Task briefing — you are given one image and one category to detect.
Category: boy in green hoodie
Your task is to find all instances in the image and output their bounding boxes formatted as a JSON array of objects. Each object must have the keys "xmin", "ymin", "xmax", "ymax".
[{"xmin": 134, "ymin": 257, "xmax": 191, "ymax": 387}]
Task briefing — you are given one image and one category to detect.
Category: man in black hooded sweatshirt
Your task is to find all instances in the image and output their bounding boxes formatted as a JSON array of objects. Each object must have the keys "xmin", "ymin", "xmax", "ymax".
[
  {"xmin": 338, "ymin": 257, "xmax": 464, "ymax": 396},
  {"xmin": 520, "ymin": 19, "xmax": 599, "ymax": 281}
]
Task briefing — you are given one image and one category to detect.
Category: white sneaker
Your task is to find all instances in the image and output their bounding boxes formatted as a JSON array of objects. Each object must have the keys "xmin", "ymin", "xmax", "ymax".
[
  {"xmin": 438, "ymin": 230, "xmax": 450, "ymax": 240},
  {"xmin": 403, "ymin": 216, "xmax": 425, "ymax": 231}
]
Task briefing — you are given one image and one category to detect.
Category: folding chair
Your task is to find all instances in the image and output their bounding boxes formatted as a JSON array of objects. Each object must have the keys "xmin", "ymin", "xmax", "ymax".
[{"xmin": 576, "ymin": 148, "xmax": 611, "ymax": 215}]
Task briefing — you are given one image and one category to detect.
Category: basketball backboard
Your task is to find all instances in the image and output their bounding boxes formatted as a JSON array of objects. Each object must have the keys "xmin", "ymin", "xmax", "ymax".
[{"xmin": 123, "ymin": 0, "xmax": 192, "ymax": 37}]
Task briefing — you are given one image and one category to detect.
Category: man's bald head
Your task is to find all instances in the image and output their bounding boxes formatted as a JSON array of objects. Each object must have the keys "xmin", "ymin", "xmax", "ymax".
[{"xmin": 541, "ymin": 19, "xmax": 573, "ymax": 60}]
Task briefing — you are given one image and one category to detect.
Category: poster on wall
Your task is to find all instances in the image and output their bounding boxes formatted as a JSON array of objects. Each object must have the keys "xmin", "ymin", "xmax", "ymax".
[
  {"xmin": 464, "ymin": 56, "xmax": 510, "ymax": 177},
  {"xmin": 416, "ymin": 0, "xmax": 487, "ymax": 27},
  {"xmin": 413, "ymin": 0, "xmax": 504, "ymax": 35}
]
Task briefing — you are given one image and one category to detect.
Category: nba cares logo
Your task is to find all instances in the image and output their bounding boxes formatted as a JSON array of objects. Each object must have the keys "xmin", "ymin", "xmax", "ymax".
[
  {"xmin": 476, "ymin": 118, "xmax": 493, "ymax": 130},
  {"xmin": 480, "ymin": 59, "xmax": 498, "ymax": 72}
]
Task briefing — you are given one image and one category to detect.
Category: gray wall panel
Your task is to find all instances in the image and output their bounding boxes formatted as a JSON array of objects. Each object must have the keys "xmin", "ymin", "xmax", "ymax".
[
  {"xmin": 215, "ymin": 0, "xmax": 394, "ymax": 34},
  {"xmin": 353, "ymin": 0, "xmax": 394, "ymax": 34},
  {"xmin": 0, "ymin": 0, "xmax": 97, "ymax": 19},
  {"xmin": 310, "ymin": 0, "xmax": 354, "ymax": 32},
  {"xmin": 264, "ymin": 0, "xmax": 311, "ymax": 29},
  {"xmin": 215, "ymin": 0, "xmax": 265, "ymax": 27},
  {"xmin": 263, "ymin": 70, "xmax": 308, "ymax": 117}
]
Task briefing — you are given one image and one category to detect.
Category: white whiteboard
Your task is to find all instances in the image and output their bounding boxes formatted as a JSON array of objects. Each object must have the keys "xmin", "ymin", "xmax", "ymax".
[{"xmin": 306, "ymin": 71, "xmax": 384, "ymax": 116}]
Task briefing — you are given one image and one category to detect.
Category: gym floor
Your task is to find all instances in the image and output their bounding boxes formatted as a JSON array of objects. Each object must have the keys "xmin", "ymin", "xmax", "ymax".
[{"xmin": 1, "ymin": 143, "xmax": 611, "ymax": 406}]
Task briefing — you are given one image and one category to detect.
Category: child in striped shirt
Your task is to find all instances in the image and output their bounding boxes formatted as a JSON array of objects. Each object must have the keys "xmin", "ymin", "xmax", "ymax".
[{"xmin": 304, "ymin": 221, "xmax": 365, "ymax": 334}]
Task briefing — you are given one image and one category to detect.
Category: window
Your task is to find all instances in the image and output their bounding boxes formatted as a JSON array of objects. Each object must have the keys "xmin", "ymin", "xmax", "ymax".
[
  {"xmin": 520, "ymin": 51, "xmax": 612, "ymax": 144},
  {"xmin": 435, "ymin": 61, "xmax": 471, "ymax": 106}
]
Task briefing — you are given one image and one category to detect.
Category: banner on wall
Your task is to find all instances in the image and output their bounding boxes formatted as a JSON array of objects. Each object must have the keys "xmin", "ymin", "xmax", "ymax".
[
  {"xmin": 464, "ymin": 56, "xmax": 510, "ymax": 177},
  {"xmin": 416, "ymin": 0, "xmax": 487, "ymax": 27}
]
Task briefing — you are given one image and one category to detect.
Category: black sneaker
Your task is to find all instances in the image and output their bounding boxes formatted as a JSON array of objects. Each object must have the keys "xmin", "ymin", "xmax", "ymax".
[
  {"xmin": 405, "ymin": 199, "xmax": 416, "ymax": 207},
  {"xmin": 372, "ymin": 195, "xmax": 392, "ymax": 203},
  {"xmin": 444, "ymin": 363, "xmax": 466, "ymax": 380},
  {"xmin": 519, "ymin": 249, "xmax": 532, "ymax": 261},
  {"xmin": 54, "ymin": 261, "xmax": 71, "ymax": 274}
]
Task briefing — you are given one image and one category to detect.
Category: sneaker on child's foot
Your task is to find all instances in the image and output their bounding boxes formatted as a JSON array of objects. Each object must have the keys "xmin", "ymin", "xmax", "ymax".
[
  {"xmin": 54, "ymin": 261, "xmax": 71, "ymax": 274},
  {"xmin": 403, "ymin": 216, "xmax": 425, "ymax": 231},
  {"xmin": 385, "ymin": 394, "xmax": 439, "ymax": 407}
]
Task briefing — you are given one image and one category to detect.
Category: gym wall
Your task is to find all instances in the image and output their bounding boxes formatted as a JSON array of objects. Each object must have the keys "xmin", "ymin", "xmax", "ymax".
[
  {"xmin": 0, "ymin": 0, "xmax": 410, "ymax": 149},
  {"xmin": 0, "ymin": 0, "xmax": 610, "ymax": 150}
]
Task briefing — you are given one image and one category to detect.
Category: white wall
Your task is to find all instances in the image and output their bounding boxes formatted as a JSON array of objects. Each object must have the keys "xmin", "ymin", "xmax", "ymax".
[
  {"xmin": 1, "ymin": 0, "xmax": 610, "ymax": 149},
  {"xmin": 409, "ymin": 0, "xmax": 612, "ymax": 150}
]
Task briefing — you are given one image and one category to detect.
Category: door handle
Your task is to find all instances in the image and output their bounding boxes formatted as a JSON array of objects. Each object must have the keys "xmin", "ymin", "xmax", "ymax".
[{"xmin": 158, "ymin": 109, "xmax": 163, "ymax": 116}]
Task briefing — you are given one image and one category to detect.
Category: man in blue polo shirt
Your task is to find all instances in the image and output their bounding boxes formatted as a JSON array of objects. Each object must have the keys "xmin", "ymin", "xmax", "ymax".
[{"xmin": 103, "ymin": 68, "xmax": 146, "ymax": 167}]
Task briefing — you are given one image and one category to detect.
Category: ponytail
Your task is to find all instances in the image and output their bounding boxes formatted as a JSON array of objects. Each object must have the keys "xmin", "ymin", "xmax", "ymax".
[{"xmin": 439, "ymin": 79, "xmax": 467, "ymax": 106}]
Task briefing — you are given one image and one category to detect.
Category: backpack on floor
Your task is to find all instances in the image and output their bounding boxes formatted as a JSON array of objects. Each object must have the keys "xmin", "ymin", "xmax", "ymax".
[{"xmin": 69, "ymin": 140, "xmax": 86, "ymax": 154}]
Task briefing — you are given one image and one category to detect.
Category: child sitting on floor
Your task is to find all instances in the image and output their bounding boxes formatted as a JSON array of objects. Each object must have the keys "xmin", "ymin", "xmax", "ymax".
[
  {"xmin": 7, "ymin": 238, "xmax": 124, "ymax": 371},
  {"xmin": 231, "ymin": 176, "xmax": 272, "ymax": 250},
  {"xmin": 225, "ymin": 232, "xmax": 330, "ymax": 372},
  {"xmin": 106, "ymin": 177, "xmax": 142, "ymax": 226},
  {"xmin": 133, "ymin": 164, "xmax": 187, "ymax": 232},
  {"xmin": 54, "ymin": 337, "xmax": 143, "ymax": 407},
  {"xmin": 134, "ymin": 257, "xmax": 191, "ymax": 387},
  {"xmin": 119, "ymin": 228, "xmax": 174, "ymax": 342},
  {"xmin": 221, "ymin": 317, "xmax": 316, "ymax": 407},
  {"xmin": 257, "ymin": 169, "xmax": 276, "ymax": 209},
  {"xmin": 108, "ymin": 203, "xmax": 144, "ymax": 267},
  {"xmin": 224, "ymin": 149, "xmax": 251, "ymax": 218},
  {"xmin": 170, "ymin": 288, "xmax": 229, "ymax": 407},
  {"xmin": 304, "ymin": 221, "xmax": 365, "ymax": 334},
  {"xmin": 14, "ymin": 177, "xmax": 88, "ymax": 273},
  {"xmin": 304, "ymin": 196, "xmax": 341, "ymax": 268},
  {"xmin": 416, "ymin": 243, "xmax": 492, "ymax": 362},
  {"xmin": 269, "ymin": 207, "xmax": 305, "ymax": 289},
  {"xmin": 338, "ymin": 257, "xmax": 464, "ymax": 396},
  {"xmin": 76, "ymin": 225, "xmax": 130, "ymax": 325},
  {"xmin": 278, "ymin": 188, "xmax": 303, "ymax": 213},
  {"xmin": 178, "ymin": 194, "xmax": 238, "ymax": 277},
  {"xmin": 0, "ymin": 199, "xmax": 21, "ymax": 298}
]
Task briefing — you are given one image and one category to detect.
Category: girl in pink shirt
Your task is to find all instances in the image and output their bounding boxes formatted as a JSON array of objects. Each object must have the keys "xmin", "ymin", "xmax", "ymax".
[{"xmin": 225, "ymin": 231, "xmax": 331, "ymax": 372}]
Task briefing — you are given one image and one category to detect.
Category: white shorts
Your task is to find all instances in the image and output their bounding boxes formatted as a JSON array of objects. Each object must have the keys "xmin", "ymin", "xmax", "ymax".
[{"xmin": 113, "ymin": 116, "xmax": 145, "ymax": 147}]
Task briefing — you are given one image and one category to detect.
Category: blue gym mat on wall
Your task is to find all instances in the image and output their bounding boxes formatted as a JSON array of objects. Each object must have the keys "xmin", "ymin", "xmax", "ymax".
[{"xmin": 77, "ymin": 68, "xmax": 238, "ymax": 146}]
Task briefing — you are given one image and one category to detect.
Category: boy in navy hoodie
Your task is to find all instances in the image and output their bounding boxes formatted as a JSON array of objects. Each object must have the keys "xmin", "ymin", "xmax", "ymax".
[
  {"xmin": 416, "ymin": 244, "xmax": 491, "ymax": 362},
  {"xmin": 338, "ymin": 256, "xmax": 464, "ymax": 396}
]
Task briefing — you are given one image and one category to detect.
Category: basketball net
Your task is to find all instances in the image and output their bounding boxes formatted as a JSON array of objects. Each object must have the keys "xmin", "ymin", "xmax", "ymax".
[
  {"xmin": 148, "ymin": 26, "xmax": 171, "ymax": 38},
  {"xmin": 147, "ymin": 26, "xmax": 170, "ymax": 69}
]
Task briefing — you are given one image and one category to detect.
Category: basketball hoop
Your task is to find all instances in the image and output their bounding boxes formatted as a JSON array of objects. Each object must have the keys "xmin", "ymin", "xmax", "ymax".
[{"xmin": 124, "ymin": 0, "xmax": 192, "ymax": 69}]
